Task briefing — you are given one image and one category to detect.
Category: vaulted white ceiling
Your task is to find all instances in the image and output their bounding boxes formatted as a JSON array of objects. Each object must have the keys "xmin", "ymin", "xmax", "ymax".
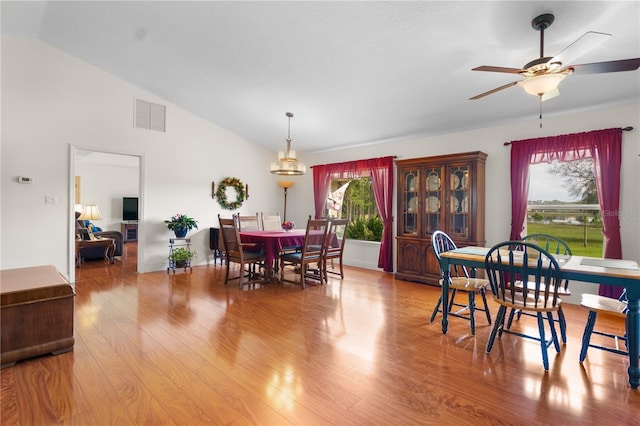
[{"xmin": 2, "ymin": 1, "xmax": 639, "ymax": 153}]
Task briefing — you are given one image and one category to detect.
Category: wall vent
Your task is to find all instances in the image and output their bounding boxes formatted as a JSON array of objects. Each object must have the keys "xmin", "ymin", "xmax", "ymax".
[{"xmin": 135, "ymin": 99, "xmax": 166, "ymax": 132}]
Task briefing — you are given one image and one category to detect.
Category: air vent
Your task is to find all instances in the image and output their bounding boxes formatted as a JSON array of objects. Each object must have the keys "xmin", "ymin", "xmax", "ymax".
[{"xmin": 135, "ymin": 99, "xmax": 166, "ymax": 132}]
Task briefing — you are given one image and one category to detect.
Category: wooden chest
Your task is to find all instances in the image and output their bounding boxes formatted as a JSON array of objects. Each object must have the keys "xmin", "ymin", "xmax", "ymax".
[{"xmin": 1, "ymin": 265, "xmax": 75, "ymax": 368}]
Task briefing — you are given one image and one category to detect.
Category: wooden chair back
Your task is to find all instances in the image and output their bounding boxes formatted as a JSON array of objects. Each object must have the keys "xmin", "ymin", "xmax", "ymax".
[
  {"xmin": 218, "ymin": 215, "xmax": 241, "ymax": 260},
  {"xmin": 326, "ymin": 218, "xmax": 349, "ymax": 256},
  {"xmin": 237, "ymin": 213, "xmax": 261, "ymax": 231},
  {"xmin": 522, "ymin": 233, "xmax": 572, "ymax": 256},
  {"xmin": 261, "ymin": 213, "xmax": 281, "ymax": 231},
  {"xmin": 301, "ymin": 217, "xmax": 330, "ymax": 259},
  {"xmin": 485, "ymin": 241, "xmax": 562, "ymax": 310},
  {"xmin": 431, "ymin": 230, "xmax": 470, "ymax": 280},
  {"xmin": 521, "ymin": 233, "xmax": 572, "ymax": 292},
  {"xmin": 323, "ymin": 217, "xmax": 349, "ymax": 279}
]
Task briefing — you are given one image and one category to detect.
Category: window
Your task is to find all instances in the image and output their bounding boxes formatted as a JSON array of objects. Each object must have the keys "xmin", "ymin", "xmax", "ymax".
[
  {"xmin": 509, "ymin": 128, "xmax": 624, "ymax": 299},
  {"xmin": 312, "ymin": 156, "xmax": 394, "ymax": 271},
  {"xmin": 527, "ymin": 160, "xmax": 603, "ymax": 257},
  {"xmin": 328, "ymin": 178, "xmax": 382, "ymax": 242}
]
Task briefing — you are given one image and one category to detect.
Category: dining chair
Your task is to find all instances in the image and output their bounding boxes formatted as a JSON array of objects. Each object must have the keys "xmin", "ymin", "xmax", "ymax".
[
  {"xmin": 237, "ymin": 213, "xmax": 261, "ymax": 231},
  {"xmin": 485, "ymin": 241, "xmax": 563, "ymax": 371},
  {"xmin": 508, "ymin": 233, "xmax": 573, "ymax": 343},
  {"xmin": 218, "ymin": 214, "xmax": 266, "ymax": 289},
  {"xmin": 429, "ymin": 230, "xmax": 492, "ymax": 335},
  {"xmin": 279, "ymin": 216, "xmax": 329, "ymax": 288},
  {"xmin": 579, "ymin": 290, "xmax": 629, "ymax": 362},
  {"xmin": 323, "ymin": 217, "xmax": 350, "ymax": 280},
  {"xmin": 261, "ymin": 213, "xmax": 282, "ymax": 231}
]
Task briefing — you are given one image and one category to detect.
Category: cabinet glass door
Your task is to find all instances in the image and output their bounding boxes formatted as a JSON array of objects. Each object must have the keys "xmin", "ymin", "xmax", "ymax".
[
  {"xmin": 448, "ymin": 164, "xmax": 470, "ymax": 239},
  {"xmin": 423, "ymin": 166, "xmax": 443, "ymax": 236},
  {"xmin": 401, "ymin": 169, "xmax": 419, "ymax": 235}
]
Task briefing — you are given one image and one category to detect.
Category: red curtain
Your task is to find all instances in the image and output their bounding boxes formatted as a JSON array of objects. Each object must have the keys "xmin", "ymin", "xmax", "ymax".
[
  {"xmin": 313, "ymin": 166, "xmax": 332, "ymax": 219},
  {"xmin": 312, "ymin": 157, "xmax": 394, "ymax": 272},
  {"xmin": 509, "ymin": 144, "xmax": 533, "ymax": 241},
  {"xmin": 508, "ymin": 128, "xmax": 623, "ymax": 297}
]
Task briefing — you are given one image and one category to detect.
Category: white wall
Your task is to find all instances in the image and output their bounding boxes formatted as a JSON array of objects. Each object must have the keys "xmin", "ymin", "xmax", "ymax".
[
  {"xmin": 2, "ymin": 35, "xmax": 639, "ymax": 295},
  {"xmin": 1, "ymin": 36, "xmax": 283, "ymax": 278}
]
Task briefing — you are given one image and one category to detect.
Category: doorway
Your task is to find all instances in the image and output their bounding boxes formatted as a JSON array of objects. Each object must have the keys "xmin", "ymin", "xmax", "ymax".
[{"xmin": 69, "ymin": 146, "xmax": 144, "ymax": 283}]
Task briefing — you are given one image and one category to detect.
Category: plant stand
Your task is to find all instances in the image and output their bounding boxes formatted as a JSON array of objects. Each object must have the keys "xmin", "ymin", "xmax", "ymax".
[{"xmin": 167, "ymin": 237, "xmax": 192, "ymax": 274}]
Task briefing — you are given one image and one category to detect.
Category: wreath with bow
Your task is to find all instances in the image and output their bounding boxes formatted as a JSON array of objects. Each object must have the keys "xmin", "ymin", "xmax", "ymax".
[{"xmin": 215, "ymin": 177, "xmax": 246, "ymax": 210}]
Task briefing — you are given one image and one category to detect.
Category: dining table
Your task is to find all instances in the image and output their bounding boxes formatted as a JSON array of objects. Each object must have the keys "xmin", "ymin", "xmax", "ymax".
[
  {"xmin": 439, "ymin": 246, "xmax": 640, "ymax": 389},
  {"xmin": 239, "ymin": 230, "xmax": 307, "ymax": 277}
]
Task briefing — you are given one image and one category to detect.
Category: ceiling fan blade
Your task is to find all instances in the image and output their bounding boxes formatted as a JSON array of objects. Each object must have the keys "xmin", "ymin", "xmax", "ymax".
[
  {"xmin": 472, "ymin": 66, "xmax": 524, "ymax": 74},
  {"xmin": 549, "ymin": 31, "xmax": 611, "ymax": 67},
  {"xmin": 469, "ymin": 81, "xmax": 519, "ymax": 100},
  {"xmin": 564, "ymin": 58, "xmax": 640, "ymax": 74}
]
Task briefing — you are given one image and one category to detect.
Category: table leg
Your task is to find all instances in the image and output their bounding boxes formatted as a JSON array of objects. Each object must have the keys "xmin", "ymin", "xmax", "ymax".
[
  {"xmin": 626, "ymin": 286, "xmax": 639, "ymax": 389},
  {"xmin": 441, "ymin": 260, "xmax": 450, "ymax": 334}
]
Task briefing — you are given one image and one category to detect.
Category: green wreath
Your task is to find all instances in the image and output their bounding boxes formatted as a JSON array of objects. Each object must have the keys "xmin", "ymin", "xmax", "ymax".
[{"xmin": 216, "ymin": 177, "xmax": 246, "ymax": 210}]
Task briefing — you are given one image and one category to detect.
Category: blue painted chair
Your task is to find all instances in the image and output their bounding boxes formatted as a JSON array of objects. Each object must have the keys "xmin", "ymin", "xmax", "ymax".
[
  {"xmin": 429, "ymin": 230, "xmax": 492, "ymax": 335},
  {"xmin": 579, "ymin": 289, "xmax": 629, "ymax": 362},
  {"xmin": 485, "ymin": 241, "xmax": 563, "ymax": 371},
  {"xmin": 507, "ymin": 234, "xmax": 572, "ymax": 343}
]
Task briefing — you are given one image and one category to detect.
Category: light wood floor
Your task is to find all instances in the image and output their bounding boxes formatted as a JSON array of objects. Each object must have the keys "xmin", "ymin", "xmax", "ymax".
[{"xmin": 2, "ymin": 243, "xmax": 638, "ymax": 425}]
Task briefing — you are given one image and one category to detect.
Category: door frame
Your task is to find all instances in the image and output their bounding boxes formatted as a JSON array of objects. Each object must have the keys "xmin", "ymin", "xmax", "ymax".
[{"xmin": 68, "ymin": 145, "xmax": 145, "ymax": 283}]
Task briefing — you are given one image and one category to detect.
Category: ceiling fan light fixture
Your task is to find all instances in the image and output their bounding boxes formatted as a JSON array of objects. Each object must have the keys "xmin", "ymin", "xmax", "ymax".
[
  {"xmin": 270, "ymin": 112, "xmax": 306, "ymax": 176},
  {"xmin": 518, "ymin": 73, "xmax": 566, "ymax": 97}
]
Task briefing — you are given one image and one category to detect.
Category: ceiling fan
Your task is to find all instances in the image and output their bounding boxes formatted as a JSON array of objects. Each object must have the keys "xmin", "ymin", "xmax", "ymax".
[{"xmin": 469, "ymin": 13, "xmax": 640, "ymax": 101}]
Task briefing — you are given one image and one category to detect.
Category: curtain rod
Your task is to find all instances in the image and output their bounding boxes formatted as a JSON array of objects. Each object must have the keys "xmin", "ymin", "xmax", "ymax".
[
  {"xmin": 503, "ymin": 126, "xmax": 633, "ymax": 146},
  {"xmin": 310, "ymin": 155, "xmax": 396, "ymax": 169}
]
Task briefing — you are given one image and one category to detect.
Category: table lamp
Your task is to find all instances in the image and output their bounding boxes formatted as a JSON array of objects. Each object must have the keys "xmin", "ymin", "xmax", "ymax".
[{"xmin": 78, "ymin": 204, "xmax": 102, "ymax": 238}]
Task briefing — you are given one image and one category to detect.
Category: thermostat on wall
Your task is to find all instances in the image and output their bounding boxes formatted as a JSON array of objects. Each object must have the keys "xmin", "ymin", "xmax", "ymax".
[{"xmin": 18, "ymin": 176, "xmax": 33, "ymax": 184}]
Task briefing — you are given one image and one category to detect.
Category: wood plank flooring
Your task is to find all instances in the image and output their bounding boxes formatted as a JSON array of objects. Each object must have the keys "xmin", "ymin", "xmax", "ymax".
[{"xmin": 2, "ymin": 243, "xmax": 639, "ymax": 425}]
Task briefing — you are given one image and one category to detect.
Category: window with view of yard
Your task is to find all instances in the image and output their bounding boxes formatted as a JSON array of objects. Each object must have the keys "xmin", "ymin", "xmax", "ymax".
[
  {"xmin": 527, "ymin": 159, "xmax": 603, "ymax": 257},
  {"xmin": 327, "ymin": 178, "xmax": 382, "ymax": 242}
]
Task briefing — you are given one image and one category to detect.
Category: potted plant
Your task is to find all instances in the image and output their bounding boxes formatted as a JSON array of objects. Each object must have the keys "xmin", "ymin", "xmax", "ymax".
[
  {"xmin": 165, "ymin": 213, "xmax": 198, "ymax": 238},
  {"xmin": 168, "ymin": 247, "xmax": 196, "ymax": 269}
]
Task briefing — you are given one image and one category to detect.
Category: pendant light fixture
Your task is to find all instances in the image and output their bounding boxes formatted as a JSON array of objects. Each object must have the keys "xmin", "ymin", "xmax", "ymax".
[{"xmin": 270, "ymin": 112, "xmax": 306, "ymax": 176}]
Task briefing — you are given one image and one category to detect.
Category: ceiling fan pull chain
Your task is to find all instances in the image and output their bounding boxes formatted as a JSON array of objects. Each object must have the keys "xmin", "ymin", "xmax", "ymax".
[{"xmin": 539, "ymin": 96, "xmax": 543, "ymax": 128}]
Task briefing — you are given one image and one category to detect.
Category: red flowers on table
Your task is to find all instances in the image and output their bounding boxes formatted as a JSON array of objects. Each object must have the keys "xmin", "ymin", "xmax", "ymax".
[{"xmin": 281, "ymin": 221, "xmax": 295, "ymax": 231}]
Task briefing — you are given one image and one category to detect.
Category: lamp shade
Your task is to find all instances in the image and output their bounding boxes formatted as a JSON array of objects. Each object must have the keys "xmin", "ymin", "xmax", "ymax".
[
  {"xmin": 278, "ymin": 180, "xmax": 295, "ymax": 189},
  {"xmin": 518, "ymin": 73, "xmax": 566, "ymax": 97},
  {"xmin": 78, "ymin": 204, "xmax": 102, "ymax": 221}
]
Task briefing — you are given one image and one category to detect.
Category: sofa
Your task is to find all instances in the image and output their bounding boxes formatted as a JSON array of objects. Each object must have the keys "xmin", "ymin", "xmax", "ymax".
[{"xmin": 75, "ymin": 214, "xmax": 124, "ymax": 261}]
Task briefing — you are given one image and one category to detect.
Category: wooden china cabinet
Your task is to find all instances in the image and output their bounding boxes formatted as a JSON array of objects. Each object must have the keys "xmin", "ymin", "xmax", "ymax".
[{"xmin": 395, "ymin": 151, "xmax": 487, "ymax": 285}]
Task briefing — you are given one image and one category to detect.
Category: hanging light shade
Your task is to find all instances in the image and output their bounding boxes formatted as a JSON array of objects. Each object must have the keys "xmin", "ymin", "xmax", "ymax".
[
  {"xmin": 270, "ymin": 112, "xmax": 306, "ymax": 176},
  {"xmin": 518, "ymin": 73, "xmax": 566, "ymax": 97}
]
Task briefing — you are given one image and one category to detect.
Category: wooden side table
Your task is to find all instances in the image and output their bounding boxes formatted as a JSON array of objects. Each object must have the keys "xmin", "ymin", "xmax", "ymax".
[{"xmin": 75, "ymin": 238, "xmax": 116, "ymax": 266}]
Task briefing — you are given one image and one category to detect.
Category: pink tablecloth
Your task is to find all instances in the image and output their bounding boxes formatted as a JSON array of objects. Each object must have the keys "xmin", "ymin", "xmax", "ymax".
[{"xmin": 240, "ymin": 230, "xmax": 307, "ymax": 265}]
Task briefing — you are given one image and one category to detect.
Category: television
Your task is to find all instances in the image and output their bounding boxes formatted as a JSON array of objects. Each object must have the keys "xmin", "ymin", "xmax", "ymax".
[{"xmin": 122, "ymin": 197, "xmax": 139, "ymax": 221}]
